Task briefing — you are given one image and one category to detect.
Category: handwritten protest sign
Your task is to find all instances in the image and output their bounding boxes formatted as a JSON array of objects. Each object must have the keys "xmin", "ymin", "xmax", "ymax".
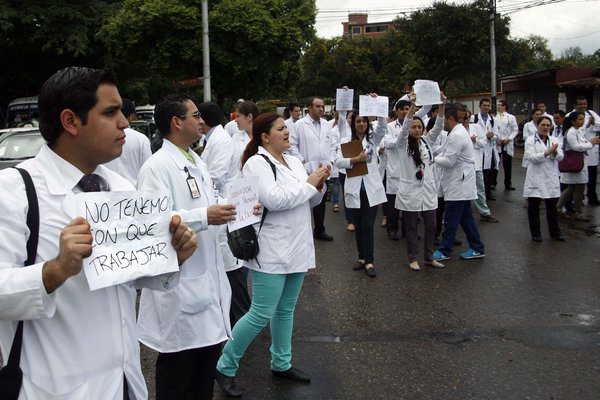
[
  {"xmin": 75, "ymin": 190, "xmax": 178, "ymax": 291},
  {"xmin": 336, "ymin": 88, "xmax": 354, "ymax": 111},
  {"xmin": 227, "ymin": 176, "xmax": 261, "ymax": 232},
  {"xmin": 359, "ymin": 95, "xmax": 389, "ymax": 118},
  {"xmin": 413, "ymin": 80, "xmax": 442, "ymax": 106}
]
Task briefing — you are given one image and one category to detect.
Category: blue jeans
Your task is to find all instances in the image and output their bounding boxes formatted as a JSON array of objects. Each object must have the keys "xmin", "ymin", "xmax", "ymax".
[
  {"xmin": 330, "ymin": 177, "xmax": 340, "ymax": 204},
  {"xmin": 437, "ymin": 200, "xmax": 485, "ymax": 256},
  {"xmin": 217, "ymin": 271, "xmax": 305, "ymax": 376}
]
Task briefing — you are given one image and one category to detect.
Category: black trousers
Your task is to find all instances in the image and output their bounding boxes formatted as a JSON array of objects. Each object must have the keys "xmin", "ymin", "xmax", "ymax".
[
  {"xmin": 435, "ymin": 196, "xmax": 445, "ymax": 238},
  {"xmin": 527, "ymin": 197, "xmax": 561, "ymax": 238},
  {"xmin": 385, "ymin": 193, "xmax": 400, "ymax": 233},
  {"xmin": 227, "ymin": 267, "xmax": 251, "ymax": 326},
  {"xmin": 501, "ymin": 148, "xmax": 513, "ymax": 188},
  {"xmin": 587, "ymin": 165, "xmax": 598, "ymax": 203},
  {"xmin": 483, "ymin": 168, "xmax": 498, "ymax": 199},
  {"xmin": 312, "ymin": 192, "xmax": 327, "ymax": 234},
  {"xmin": 155, "ymin": 343, "xmax": 223, "ymax": 400},
  {"xmin": 350, "ymin": 190, "xmax": 378, "ymax": 263}
]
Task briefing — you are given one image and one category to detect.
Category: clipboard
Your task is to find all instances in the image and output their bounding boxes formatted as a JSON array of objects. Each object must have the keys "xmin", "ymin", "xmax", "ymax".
[{"xmin": 341, "ymin": 140, "xmax": 368, "ymax": 177}]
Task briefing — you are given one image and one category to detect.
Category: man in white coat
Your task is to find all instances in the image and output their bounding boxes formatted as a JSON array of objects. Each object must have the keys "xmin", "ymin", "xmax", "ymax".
[
  {"xmin": 569, "ymin": 96, "xmax": 600, "ymax": 206},
  {"xmin": 496, "ymin": 100, "xmax": 519, "ymax": 191},
  {"xmin": 198, "ymin": 101, "xmax": 251, "ymax": 326},
  {"xmin": 136, "ymin": 95, "xmax": 236, "ymax": 399},
  {"xmin": 433, "ymin": 104, "xmax": 486, "ymax": 261},
  {"xmin": 470, "ymin": 98, "xmax": 500, "ymax": 201},
  {"xmin": 284, "ymin": 102, "xmax": 302, "ymax": 134},
  {"xmin": 0, "ymin": 67, "xmax": 197, "ymax": 400},
  {"xmin": 104, "ymin": 98, "xmax": 152, "ymax": 185},
  {"xmin": 289, "ymin": 96, "xmax": 337, "ymax": 241}
]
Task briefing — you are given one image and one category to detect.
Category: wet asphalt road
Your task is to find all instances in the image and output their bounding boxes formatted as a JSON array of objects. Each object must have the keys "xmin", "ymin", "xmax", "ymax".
[{"xmin": 141, "ymin": 154, "xmax": 600, "ymax": 400}]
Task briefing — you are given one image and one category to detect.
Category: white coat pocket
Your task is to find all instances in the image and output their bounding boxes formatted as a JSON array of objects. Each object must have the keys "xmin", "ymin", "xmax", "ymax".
[
  {"xmin": 179, "ymin": 274, "xmax": 213, "ymax": 314},
  {"xmin": 21, "ymin": 377, "xmax": 89, "ymax": 400}
]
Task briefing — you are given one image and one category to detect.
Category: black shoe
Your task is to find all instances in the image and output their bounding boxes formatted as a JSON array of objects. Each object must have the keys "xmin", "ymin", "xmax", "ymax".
[
  {"xmin": 215, "ymin": 370, "xmax": 244, "ymax": 397},
  {"xmin": 364, "ymin": 263, "xmax": 377, "ymax": 278},
  {"xmin": 388, "ymin": 231, "xmax": 399, "ymax": 241},
  {"xmin": 453, "ymin": 239, "xmax": 462, "ymax": 246},
  {"xmin": 551, "ymin": 235, "xmax": 566, "ymax": 241},
  {"xmin": 314, "ymin": 232, "xmax": 333, "ymax": 241},
  {"xmin": 531, "ymin": 236, "xmax": 542, "ymax": 242},
  {"xmin": 353, "ymin": 260, "xmax": 365, "ymax": 270},
  {"xmin": 272, "ymin": 367, "xmax": 311, "ymax": 382},
  {"xmin": 588, "ymin": 200, "xmax": 600, "ymax": 206},
  {"xmin": 487, "ymin": 196, "xmax": 496, "ymax": 201}
]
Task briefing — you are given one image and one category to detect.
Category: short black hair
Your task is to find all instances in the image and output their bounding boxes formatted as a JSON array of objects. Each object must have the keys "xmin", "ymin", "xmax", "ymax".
[
  {"xmin": 154, "ymin": 94, "xmax": 190, "ymax": 138},
  {"xmin": 394, "ymin": 99, "xmax": 410, "ymax": 111},
  {"xmin": 121, "ymin": 98, "xmax": 136, "ymax": 119},
  {"xmin": 38, "ymin": 67, "xmax": 117, "ymax": 145},
  {"xmin": 445, "ymin": 104, "xmax": 459, "ymax": 121},
  {"xmin": 479, "ymin": 98, "xmax": 491, "ymax": 106},
  {"xmin": 553, "ymin": 110, "xmax": 565, "ymax": 117}
]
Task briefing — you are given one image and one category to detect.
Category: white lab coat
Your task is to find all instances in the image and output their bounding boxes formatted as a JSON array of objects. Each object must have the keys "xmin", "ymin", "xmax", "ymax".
[
  {"xmin": 0, "ymin": 145, "xmax": 160, "ymax": 399},
  {"xmin": 431, "ymin": 130, "xmax": 449, "ymax": 198},
  {"xmin": 567, "ymin": 109, "xmax": 600, "ymax": 166},
  {"xmin": 383, "ymin": 106, "xmax": 429, "ymax": 194},
  {"xmin": 560, "ymin": 127, "xmax": 593, "ymax": 184},
  {"xmin": 136, "ymin": 139, "xmax": 231, "ymax": 353},
  {"xmin": 104, "ymin": 127, "xmax": 152, "ymax": 185},
  {"xmin": 288, "ymin": 114, "xmax": 337, "ymax": 173},
  {"xmin": 241, "ymin": 147, "xmax": 324, "ymax": 274},
  {"xmin": 523, "ymin": 133, "xmax": 564, "ymax": 198},
  {"xmin": 496, "ymin": 112, "xmax": 519, "ymax": 157},
  {"xmin": 388, "ymin": 115, "xmax": 443, "ymax": 212},
  {"xmin": 224, "ymin": 119, "xmax": 242, "ymax": 137},
  {"xmin": 434, "ymin": 124, "xmax": 477, "ymax": 201},
  {"xmin": 523, "ymin": 121, "xmax": 537, "ymax": 142},
  {"xmin": 334, "ymin": 115, "xmax": 387, "ymax": 209},
  {"xmin": 467, "ymin": 123, "xmax": 486, "ymax": 172},
  {"xmin": 471, "ymin": 113, "xmax": 499, "ymax": 170},
  {"xmin": 201, "ymin": 125, "xmax": 242, "ymax": 272}
]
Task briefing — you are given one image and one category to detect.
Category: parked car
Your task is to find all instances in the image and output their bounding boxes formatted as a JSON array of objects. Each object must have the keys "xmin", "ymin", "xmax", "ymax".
[
  {"xmin": 4, "ymin": 96, "xmax": 39, "ymax": 128},
  {"xmin": 0, "ymin": 128, "xmax": 45, "ymax": 169},
  {"xmin": 129, "ymin": 120, "xmax": 157, "ymax": 139}
]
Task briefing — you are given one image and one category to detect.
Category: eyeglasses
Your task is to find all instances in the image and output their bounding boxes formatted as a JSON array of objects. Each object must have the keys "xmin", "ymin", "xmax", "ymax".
[{"xmin": 177, "ymin": 111, "xmax": 202, "ymax": 120}]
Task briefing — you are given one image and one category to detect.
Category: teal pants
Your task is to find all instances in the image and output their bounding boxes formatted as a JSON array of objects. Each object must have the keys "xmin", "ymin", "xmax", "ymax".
[
  {"xmin": 217, "ymin": 271, "xmax": 305, "ymax": 376},
  {"xmin": 473, "ymin": 170, "xmax": 491, "ymax": 216}
]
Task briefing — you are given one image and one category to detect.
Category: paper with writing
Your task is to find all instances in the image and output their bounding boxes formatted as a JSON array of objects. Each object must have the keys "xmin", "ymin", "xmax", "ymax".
[
  {"xmin": 413, "ymin": 80, "xmax": 442, "ymax": 106},
  {"xmin": 336, "ymin": 88, "xmax": 354, "ymax": 111},
  {"xmin": 227, "ymin": 176, "xmax": 261, "ymax": 232},
  {"xmin": 359, "ymin": 95, "xmax": 389, "ymax": 118},
  {"xmin": 75, "ymin": 190, "xmax": 178, "ymax": 290}
]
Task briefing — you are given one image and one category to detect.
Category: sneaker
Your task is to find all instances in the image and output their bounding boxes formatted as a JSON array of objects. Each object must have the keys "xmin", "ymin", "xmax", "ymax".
[
  {"xmin": 381, "ymin": 216, "xmax": 387, "ymax": 227},
  {"xmin": 425, "ymin": 259, "xmax": 445, "ymax": 268},
  {"xmin": 347, "ymin": 223, "xmax": 355, "ymax": 231},
  {"xmin": 480, "ymin": 214, "xmax": 499, "ymax": 223},
  {"xmin": 460, "ymin": 248, "xmax": 485, "ymax": 259},
  {"xmin": 575, "ymin": 213, "xmax": 590, "ymax": 222},
  {"xmin": 432, "ymin": 250, "xmax": 450, "ymax": 261},
  {"xmin": 333, "ymin": 204, "xmax": 340, "ymax": 212}
]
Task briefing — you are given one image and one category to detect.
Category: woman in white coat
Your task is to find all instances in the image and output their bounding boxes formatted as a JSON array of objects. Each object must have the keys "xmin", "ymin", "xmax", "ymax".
[
  {"xmin": 215, "ymin": 113, "xmax": 329, "ymax": 397},
  {"xmin": 556, "ymin": 111, "xmax": 600, "ymax": 221},
  {"xmin": 523, "ymin": 116, "xmax": 564, "ymax": 242},
  {"xmin": 389, "ymin": 92, "xmax": 446, "ymax": 270},
  {"xmin": 335, "ymin": 96, "xmax": 387, "ymax": 277}
]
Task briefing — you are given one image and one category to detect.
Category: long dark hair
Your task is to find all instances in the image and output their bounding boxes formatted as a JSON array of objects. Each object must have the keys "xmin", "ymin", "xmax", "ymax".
[
  {"xmin": 562, "ymin": 111, "xmax": 583, "ymax": 135},
  {"xmin": 350, "ymin": 111, "xmax": 372, "ymax": 142},
  {"xmin": 407, "ymin": 116, "xmax": 425, "ymax": 167},
  {"xmin": 241, "ymin": 112, "xmax": 281, "ymax": 166}
]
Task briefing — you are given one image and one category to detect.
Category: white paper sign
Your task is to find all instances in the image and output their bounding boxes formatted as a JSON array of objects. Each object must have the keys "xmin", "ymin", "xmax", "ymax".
[
  {"xmin": 75, "ymin": 190, "xmax": 178, "ymax": 291},
  {"xmin": 227, "ymin": 176, "xmax": 261, "ymax": 232},
  {"xmin": 358, "ymin": 95, "xmax": 389, "ymax": 118},
  {"xmin": 414, "ymin": 80, "xmax": 442, "ymax": 106},
  {"xmin": 336, "ymin": 88, "xmax": 354, "ymax": 111}
]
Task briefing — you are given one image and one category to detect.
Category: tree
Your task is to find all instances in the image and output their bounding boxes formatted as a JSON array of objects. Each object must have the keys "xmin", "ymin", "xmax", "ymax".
[
  {"xmin": 99, "ymin": 0, "xmax": 316, "ymax": 106},
  {"xmin": 0, "ymin": 0, "xmax": 118, "ymax": 108}
]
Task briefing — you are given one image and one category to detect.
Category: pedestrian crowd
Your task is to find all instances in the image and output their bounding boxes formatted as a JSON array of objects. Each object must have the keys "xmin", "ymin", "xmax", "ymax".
[{"xmin": 0, "ymin": 66, "xmax": 598, "ymax": 400}]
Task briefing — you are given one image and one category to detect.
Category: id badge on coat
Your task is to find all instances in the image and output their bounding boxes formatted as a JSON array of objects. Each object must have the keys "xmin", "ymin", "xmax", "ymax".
[{"xmin": 187, "ymin": 177, "xmax": 201, "ymax": 198}]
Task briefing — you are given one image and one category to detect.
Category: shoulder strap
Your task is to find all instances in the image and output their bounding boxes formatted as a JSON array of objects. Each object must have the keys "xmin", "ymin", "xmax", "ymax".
[
  {"xmin": 7, "ymin": 168, "xmax": 40, "ymax": 369},
  {"xmin": 256, "ymin": 154, "xmax": 276, "ymax": 230},
  {"xmin": 473, "ymin": 114, "xmax": 478, "ymax": 124}
]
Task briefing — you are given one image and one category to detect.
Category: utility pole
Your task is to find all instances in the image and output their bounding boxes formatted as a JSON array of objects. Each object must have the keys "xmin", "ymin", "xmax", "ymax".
[
  {"xmin": 490, "ymin": 0, "xmax": 497, "ymax": 113},
  {"xmin": 202, "ymin": 0, "xmax": 211, "ymax": 102}
]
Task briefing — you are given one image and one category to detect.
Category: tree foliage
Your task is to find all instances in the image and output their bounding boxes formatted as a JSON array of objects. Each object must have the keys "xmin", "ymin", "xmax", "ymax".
[{"xmin": 0, "ymin": 0, "xmax": 118, "ymax": 107}]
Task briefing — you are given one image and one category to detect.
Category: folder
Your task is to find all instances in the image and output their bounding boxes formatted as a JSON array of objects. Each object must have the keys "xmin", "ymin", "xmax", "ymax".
[{"xmin": 341, "ymin": 140, "xmax": 368, "ymax": 177}]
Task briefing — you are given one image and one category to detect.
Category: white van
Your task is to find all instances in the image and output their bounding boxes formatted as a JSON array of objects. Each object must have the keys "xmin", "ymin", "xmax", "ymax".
[
  {"xmin": 4, "ymin": 96, "xmax": 39, "ymax": 128},
  {"xmin": 135, "ymin": 104, "xmax": 155, "ymax": 122}
]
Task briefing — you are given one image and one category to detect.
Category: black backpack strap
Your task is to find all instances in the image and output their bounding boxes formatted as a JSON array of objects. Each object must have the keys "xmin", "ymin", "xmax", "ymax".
[
  {"xmin": 256, "ymin": 154, "xmax": 276, "ymax": 231},
  {"xmin": 6, "ymin": 168, "xmax": 40, "ymax": 369}
]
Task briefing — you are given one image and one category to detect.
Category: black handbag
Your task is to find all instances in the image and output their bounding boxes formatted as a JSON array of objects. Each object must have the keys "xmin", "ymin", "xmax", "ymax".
[
  {"xmin": 226, "ymin": 154, "xmax": 275, "ymax": 261},
  {"xmin": 0, "ymin": 168, "xmax": 39, "ymax": 399}
]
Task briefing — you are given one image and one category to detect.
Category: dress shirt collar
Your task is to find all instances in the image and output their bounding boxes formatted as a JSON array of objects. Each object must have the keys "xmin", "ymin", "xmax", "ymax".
[{"xmin": 42, "ymin": 144, "xmax": 108, "ymax": 193}]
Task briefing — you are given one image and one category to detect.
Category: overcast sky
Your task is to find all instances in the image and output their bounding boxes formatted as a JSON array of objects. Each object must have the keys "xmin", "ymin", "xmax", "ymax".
[{"xmin": 315, "ymin": 0, "xmax": 600, "ymax": 57}]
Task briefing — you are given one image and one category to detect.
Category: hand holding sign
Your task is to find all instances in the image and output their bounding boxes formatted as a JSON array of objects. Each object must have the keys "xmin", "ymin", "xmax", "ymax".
[{"xmin": 169, "ymin": 214, "xmax": 198, "ymax": 266}]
